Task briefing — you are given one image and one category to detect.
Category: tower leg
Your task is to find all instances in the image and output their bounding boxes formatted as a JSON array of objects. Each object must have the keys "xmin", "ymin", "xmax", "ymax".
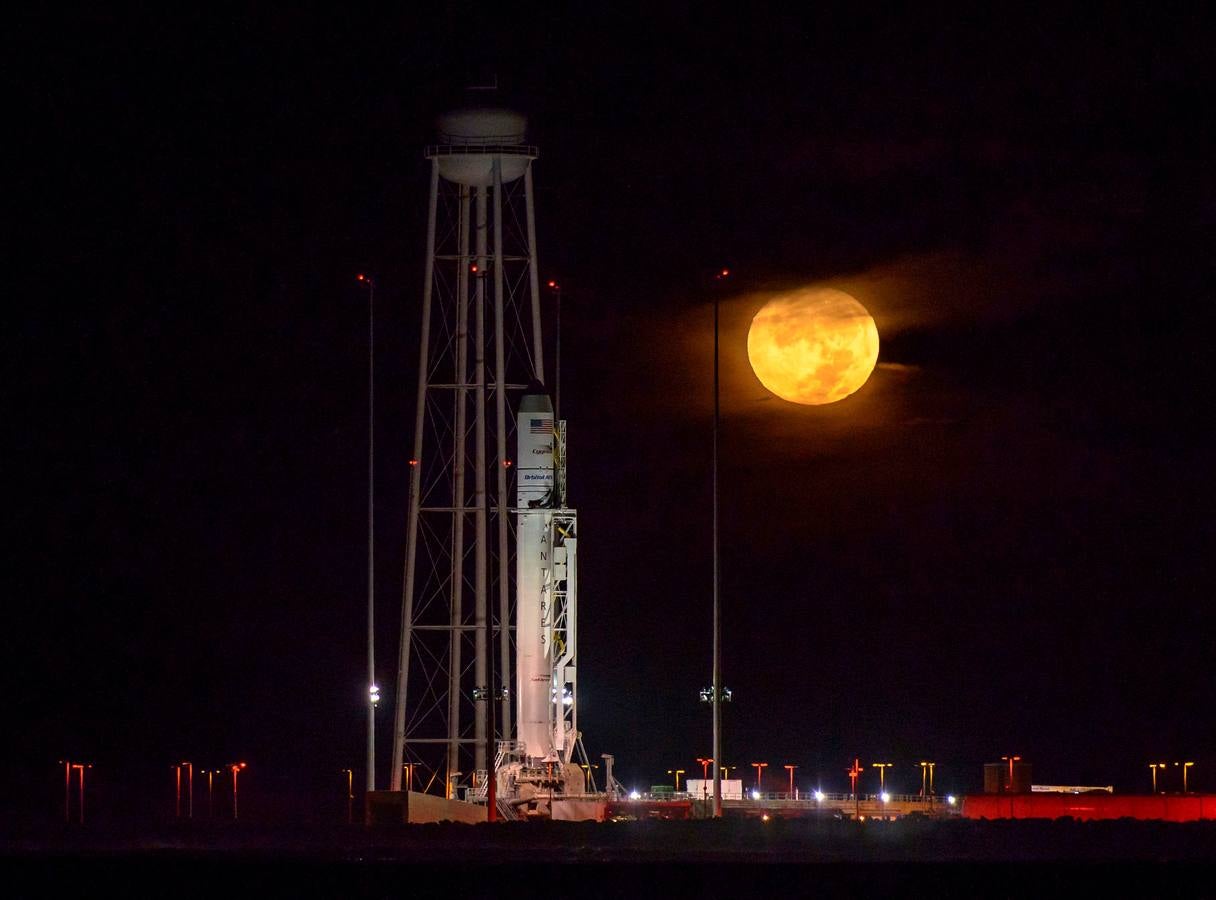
[
  {"xmin": 447, "ymin": 186, "xmax": 471, "ymax": 786},
  {"xmin": 493, "ymin": 157, "xmax": 513, "ymax": 745},
  {"xmin": 391, "ymin": 158, "xmax": 439, "ymax": 791},
  {"xmin": 474, "ymin": 185, "xmax": 489, "ymax": 777}
]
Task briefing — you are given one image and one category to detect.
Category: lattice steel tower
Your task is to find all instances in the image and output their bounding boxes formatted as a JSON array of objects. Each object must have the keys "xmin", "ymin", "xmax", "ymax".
[{"xmin": 389, "ymin": 106, "xmax": 551, "ymax": 798}]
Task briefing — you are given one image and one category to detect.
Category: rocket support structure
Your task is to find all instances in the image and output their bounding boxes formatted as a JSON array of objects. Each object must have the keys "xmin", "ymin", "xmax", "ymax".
[{"xmin": 389, "ymin": 106, "xmax": 587, "ymax": 816}]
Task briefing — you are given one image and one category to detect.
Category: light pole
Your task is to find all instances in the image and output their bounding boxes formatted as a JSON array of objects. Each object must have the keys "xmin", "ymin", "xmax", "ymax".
[
  {"xmin": 696, "ymin": 757, "xmax": 713, "ymax": 800},
  {"xmin": 848, "ymin": 759, "xmax": 863, "ymax": 820},
  {"xmin": 174, "ymin": 762, "xmax": 193, "ymax": 819},
  {"xmin": 918, "ymin": 761, "xmax": 935, "ymax": 797},
  {"xmin": 204, "ymin": 769, "xmax": 220, "ymax": 818},
  {"xmin": 61, "ymin": 760, "xmax": 71, "ymax": 824},
  {"xmin": 872, "ymin": 762, "xmax": 893, "ymax": 794},
  {"xmin": 784, "ymin": 764, "xmax": 798, "ymax": 797},
  {"xmin": 1000, "ymin": 755, "xmax": 1022, "ymax": 792},
  {"xmin": 341, "ymin": 769, "xmax": 354, "ymax": 824},
  {"xmin": 751, "ymin": 762, "xmax": 768, "ymax": 793},
  {"xmin": 59, "ymin": 760, "xmax": 89, "ymax": 824},
  {"xmin": 848, "ymin": 758, "xmax": 863, "ymax": 795},
  {"xmin": 70, "ymin": 763, "xmax": 90, "ymax": 824},
  {"xmin": 1178, "ymin": 761, "xmax": 1194, "ymax": 793},
  {"xmin": 667, "ymin": 769, "xmax": 686, "ymax": 792},
  {"xmin": 229, "ymin": 762, "xmax": 247, "ymax": 821},
  {"xmin": 357, "ymin": 272, "xmax": 378, "ymax": 798},
  {"xmin": 711, "ymin": 267, "xmax": 729, "ymax": 818}
]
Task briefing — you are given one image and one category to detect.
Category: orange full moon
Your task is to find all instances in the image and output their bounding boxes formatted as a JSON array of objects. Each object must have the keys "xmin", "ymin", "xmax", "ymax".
[{"xmin": 747, "ymin": 288, "xmax": 879, "ymax": 405}]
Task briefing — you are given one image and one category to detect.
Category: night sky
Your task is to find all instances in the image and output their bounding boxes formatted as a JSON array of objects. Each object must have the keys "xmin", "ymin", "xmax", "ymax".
[{"xmin": 9, "ymin": 7, "xmax": 1215, "ymax": 821}]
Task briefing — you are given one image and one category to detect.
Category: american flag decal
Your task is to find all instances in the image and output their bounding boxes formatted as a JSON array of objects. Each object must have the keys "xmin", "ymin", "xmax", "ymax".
[{"xmin": 529, "ymin": 418, "xmax": 552, "ymax": 435}]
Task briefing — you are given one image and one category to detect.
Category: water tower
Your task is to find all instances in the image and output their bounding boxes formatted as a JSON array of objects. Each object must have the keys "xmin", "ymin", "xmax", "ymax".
[{"xmin": 389, "ymin": 106, "xmax": 585, "ymax": 812}]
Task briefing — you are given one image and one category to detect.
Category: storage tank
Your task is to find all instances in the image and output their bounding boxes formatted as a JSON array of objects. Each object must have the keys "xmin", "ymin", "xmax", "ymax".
[{"xmin": 430, "ymin": 107, "xmax": 534, "ymax": 187}]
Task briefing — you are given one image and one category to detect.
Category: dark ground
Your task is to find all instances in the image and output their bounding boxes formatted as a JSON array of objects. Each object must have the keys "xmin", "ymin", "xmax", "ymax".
[{"xmin": 4, "ymin": 820, "xmax": 1214, "ymax": 897}]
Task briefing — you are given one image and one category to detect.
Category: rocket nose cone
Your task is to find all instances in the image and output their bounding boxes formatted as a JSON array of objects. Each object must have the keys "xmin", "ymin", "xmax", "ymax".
[{"xmin": 519, "ymin": 388, "xmax": 553, "ymax": 414}]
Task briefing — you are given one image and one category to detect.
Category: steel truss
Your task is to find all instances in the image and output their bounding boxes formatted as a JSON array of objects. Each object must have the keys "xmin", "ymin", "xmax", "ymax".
[{"xmin": 390, "ymin": 148, "xmax": 544, "ymax": 796}]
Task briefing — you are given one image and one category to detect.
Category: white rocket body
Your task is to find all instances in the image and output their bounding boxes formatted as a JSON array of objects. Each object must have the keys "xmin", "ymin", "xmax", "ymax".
[{"xmin": 515, "ymin": 393, "xmax": 555, "ymax": 760}]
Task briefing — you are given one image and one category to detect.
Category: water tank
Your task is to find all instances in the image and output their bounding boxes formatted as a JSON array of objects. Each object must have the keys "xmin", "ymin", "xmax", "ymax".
[{"xmin": 430, "ymin": 107, "xmax": 534, "ymax": 187}]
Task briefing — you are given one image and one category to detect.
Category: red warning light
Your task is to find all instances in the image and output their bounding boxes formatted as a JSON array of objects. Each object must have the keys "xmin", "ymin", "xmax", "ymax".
[
  {"xmin": 409, "ymin": 459, "xmax": 419, "ymax": 467},
  {"xmin": 548, "ymin": 280, "xmax": 557, "ymax": 289},
  {"xmin": 503, "ymin": 460, "xmax": 513, "ymax": 468},
  {"xmin": 470, "ymin": 264, "xmax": 479, "ymax": 273},
  {"xmin": 357, "ymin": 273, "xmax": 366, "ymax": 281}
]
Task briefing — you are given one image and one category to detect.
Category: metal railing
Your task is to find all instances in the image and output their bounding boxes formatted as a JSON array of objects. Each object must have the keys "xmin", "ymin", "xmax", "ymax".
[
  {"xmin": 630, "ymin": 790, "xmax": 959, "ymax": 811},
  {"xmin": 425, "ymin": 143, "xmax": 539, "ymax": 158},
  {"xmin": 733, "ymin": 791, "xmax": 934, "ymax": 804}
]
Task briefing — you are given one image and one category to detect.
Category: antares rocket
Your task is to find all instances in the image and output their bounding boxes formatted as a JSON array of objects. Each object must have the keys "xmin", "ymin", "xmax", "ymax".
[{"xmin": 497, "ymin": 390, "xmax": 586, "ymax": 808}]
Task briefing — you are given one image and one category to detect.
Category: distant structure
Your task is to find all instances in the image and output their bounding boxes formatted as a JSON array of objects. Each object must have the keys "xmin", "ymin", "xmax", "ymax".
[
  {"xmin": 964, "ymin": 761, "xmax": 1216, "ymax": 821},
  {"xmin": 963, "ymin": 792, "xmax": 1216, "ymax": 822},
  {"xmin": 389, "ymin": 104, "xmax": 592, "ymax": 819},
  {"xmin": 984, "ymin": 760, "xmax": 1033, "ymax": 793}
]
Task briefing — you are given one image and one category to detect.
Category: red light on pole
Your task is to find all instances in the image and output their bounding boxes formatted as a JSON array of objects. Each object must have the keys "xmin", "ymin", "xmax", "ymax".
[
  {"xmin": 60, "ymin": 760, "xmax": 71, "ymax": 823},
  {"xmin": 696, "ymin": 757, "xmax": 713, "ymax": 800},
  {"xmin": 784, "ymin": 764, "xmax": 798, "ymax": 796},
  {"xmin": 848, "ymin": 758, "xmax": 863, "ymax": 795},
  {"xmin": 751, "ymin": 762, "xmax": 768, "ymax": 792},
  {"xmin": 203, "ymin": 769, "xmax": 221, "ymax": 818},
  {"xmin": 1001, "ymin": 755, "xmax": 1022, "ymax": 792},
  {"xmin": 229, "ymin": 762, "xmax": 247, "ymax": 821},
  {"xmin": 340, "ymin": 769, "xmax": 354, "ymax": 824},
  {"xmin": 174, "ymin": 762, "xmax": 193, "ymax": 819},
  {"xmin": 74, "ymin": 765, "xmax": 85, "ymax": 824},
  {"xmin": 59, "ymin": 760, "xmax": 91, "ymax": 823}
]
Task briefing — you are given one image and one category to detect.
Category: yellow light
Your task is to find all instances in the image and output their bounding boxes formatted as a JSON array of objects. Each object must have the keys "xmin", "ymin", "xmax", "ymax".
[{"xmin": 747, "ymin": 287, "xmax": 879, "ymax": 405}]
